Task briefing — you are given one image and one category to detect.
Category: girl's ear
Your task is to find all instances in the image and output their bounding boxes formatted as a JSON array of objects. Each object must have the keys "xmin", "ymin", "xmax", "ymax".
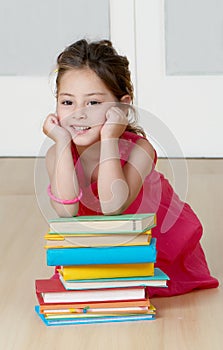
[{"xmin": 120, "ymin": 95, "xmax": 131, "ymax": 104}]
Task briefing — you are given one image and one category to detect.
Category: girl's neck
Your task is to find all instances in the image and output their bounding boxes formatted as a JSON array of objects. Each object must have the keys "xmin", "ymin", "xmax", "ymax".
[
  {"xmin": 76, "ymin": 143, "xmax": 101, "ymax": 183},
  {"xmin": 76, "ymin": 142, "xmax": 100, "ymax": 158}
]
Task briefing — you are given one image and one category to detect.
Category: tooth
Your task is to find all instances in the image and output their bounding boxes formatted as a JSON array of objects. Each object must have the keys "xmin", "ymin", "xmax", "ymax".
[{"xmin": 74, "ymin": 126, "xmax": 89, "ymax": 130}]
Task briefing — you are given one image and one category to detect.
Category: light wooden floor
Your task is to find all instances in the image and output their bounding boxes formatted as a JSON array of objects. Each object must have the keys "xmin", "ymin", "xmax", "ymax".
[{"xmin": 0, "ymin": 158, "xmax": 222, "ymax": 350}]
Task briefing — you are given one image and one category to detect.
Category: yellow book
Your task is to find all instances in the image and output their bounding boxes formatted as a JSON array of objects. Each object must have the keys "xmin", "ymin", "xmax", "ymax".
[
  {"xmin": 44, "ymin": 230, "xmax": 152, "ymax": 248},
  {"xmin": 61, "ymin": 262, "xmax": 154, "ymax": 280}
]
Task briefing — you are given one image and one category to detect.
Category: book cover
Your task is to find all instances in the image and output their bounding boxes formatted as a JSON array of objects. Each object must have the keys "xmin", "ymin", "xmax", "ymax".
[
  {"xmin": 59, "ymin": 268, "xmax": 169, "ymax": 290},
  {"xmin": 49, "ymin": 213, "xmax": 156, "ymax": 233},
  {"xmin": 46, "ymin": 238, "xmax": 157, "ymax": 266},
  {"xmin": 35, "ymin": 306, "xmax": 155, "ymax": 326},
  {"xmin": 61, "ymin": 262, "xmax": 154, "ymax": 280}
]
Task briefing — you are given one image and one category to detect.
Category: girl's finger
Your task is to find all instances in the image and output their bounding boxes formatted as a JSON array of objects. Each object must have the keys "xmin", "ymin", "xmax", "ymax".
[{"xmin": 50, "ymin": 115, "xmax": 60, "ymax": 125}]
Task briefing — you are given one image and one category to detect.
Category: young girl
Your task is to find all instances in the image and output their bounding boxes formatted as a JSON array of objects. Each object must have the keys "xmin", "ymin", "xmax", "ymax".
[{"xmin": 43, "ymin": 39, "xmax": 218, "ymax": 297}]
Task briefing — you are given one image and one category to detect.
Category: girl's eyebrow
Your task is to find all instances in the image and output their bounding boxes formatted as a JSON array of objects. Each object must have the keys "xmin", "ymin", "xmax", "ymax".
[
  {"xmin": 58, "ymin": 93, "xmax": 74, "ymax": 97},
  {"xmin": 59, "ymin": 92, "xmax": 107, "ymax": 97},
  {"xmin": 85, "ymin": 92, "xmax": 107, "ymax": 96},
  {"xmin": 59, "ymin": 93, "xmax": 74, "ymax": 97}
]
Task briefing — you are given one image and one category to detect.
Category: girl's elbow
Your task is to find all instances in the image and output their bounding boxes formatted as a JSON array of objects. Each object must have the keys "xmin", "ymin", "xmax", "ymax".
[
  {"xmin": 100, "ymin": 202, "xmax": 127, "ymax": 216},
  {"xmin": 99, "ymin": 184, "xmax": 130, "ymax": 215}
]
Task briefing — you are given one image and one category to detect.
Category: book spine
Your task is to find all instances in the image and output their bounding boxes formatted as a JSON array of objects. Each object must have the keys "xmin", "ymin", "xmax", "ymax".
[
  {"xmin": 132, "ymin": 220, "xmax": 137, "ymax": 231},
  {"xmin": 46, "ymin": 239, "xmax": 157, "ymax": 266}
]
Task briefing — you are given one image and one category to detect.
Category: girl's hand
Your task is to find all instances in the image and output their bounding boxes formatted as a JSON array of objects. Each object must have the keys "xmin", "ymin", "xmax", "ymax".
[
  {"xmin": 100, "ymin": 107, "xmax": 128, "ymax": 140},
  {"xmin": 43, "ymin": 114, "xmax": 71, "ymax": 143}
]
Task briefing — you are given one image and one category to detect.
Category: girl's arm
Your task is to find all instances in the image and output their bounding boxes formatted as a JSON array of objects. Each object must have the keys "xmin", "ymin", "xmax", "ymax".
[
  {"xmin": 43, "ymin": 114, "xmax": 80, "ymax": 217},
  {"xmin": 46, "ymin": 143, "xmax": 80, "ymax": 217},
  {"xmin": 98, "ymin": 108, "xmax": 155, "ymax": 215}
]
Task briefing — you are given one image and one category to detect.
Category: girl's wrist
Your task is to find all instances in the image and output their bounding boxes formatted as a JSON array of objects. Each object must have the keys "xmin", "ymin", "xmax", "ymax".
[
  {"xmin": 47, "ymin": 185, "xmax": 82, "ymax": 204},
  {"xmin": 100, "ymin": 133, "xmax": 120, "ymax": 141},
  {"xmin": 55, "ymin": 136, "xmax": 72, "ymax": 149},
  {"xmin": 100, "ymin": 138, "xmax": 120, "ymax": 162}
]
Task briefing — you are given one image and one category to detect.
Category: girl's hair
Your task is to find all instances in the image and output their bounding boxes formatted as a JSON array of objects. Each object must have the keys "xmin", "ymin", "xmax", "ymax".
[{"xmin": 56, "ymin": 39, "xmax": 146, "ymax": 137}]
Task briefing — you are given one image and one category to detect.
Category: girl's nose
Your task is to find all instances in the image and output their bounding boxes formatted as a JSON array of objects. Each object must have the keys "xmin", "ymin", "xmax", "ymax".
[{"xmin": 72, "ymin": 110, "xmax": 87, "ymax": 120}]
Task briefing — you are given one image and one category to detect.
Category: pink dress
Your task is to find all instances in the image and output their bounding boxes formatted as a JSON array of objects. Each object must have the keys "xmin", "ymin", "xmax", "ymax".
[{"xmin": 71, "ymin": 131, "xmax": 219, "ymax": 297}]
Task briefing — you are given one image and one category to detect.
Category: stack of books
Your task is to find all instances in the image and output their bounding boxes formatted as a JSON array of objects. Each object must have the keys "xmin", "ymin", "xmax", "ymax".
[{"xmin": 35, "ymin": 213, "xmax": 169, "ymax": 326}]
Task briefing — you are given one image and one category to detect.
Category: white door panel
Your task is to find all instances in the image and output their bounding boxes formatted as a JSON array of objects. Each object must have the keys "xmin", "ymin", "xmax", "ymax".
[{"xmin": 110, "ymin": 0, "xmax": 223, "ymax": 157}]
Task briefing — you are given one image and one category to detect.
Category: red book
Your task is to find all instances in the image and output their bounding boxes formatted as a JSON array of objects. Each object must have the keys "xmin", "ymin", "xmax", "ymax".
[{"xmin": 35, "ymin": 278, "xmax": 148, "ymax": 304}]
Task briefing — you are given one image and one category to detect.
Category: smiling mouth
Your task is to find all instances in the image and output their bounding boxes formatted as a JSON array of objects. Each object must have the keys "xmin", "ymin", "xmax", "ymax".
[{"xmin": 71, "ymin": 126, "xmax": 91, "ymax": 131}]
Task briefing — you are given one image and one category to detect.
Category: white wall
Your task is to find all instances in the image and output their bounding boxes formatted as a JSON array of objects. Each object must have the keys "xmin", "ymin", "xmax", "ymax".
[
  {"xmin": 110, "ymin": 0, "xmax": 223, "ymax": 157},
  {"xmin": 0, "ymin": 77, "xmax": 55, "ymax": 156},
  {"xmin": 0, "ymin": 0, "xmax": 109, "ymax": 157}
]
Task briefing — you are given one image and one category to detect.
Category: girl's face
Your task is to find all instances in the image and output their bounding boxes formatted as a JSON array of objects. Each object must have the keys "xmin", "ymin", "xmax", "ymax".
[{"xmin": 56, "ymin": 68, "xmax": 117, "ymax": 146}]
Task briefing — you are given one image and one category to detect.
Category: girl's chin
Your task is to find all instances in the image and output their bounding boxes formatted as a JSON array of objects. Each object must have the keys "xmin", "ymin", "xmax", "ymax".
[
  {"xmin": 71, "ymin": 130, "xmax": 100, "ymax": 145},
  {"xmin": 72, "ymin": 130, "xmax": 89, "ymax": 137},
  {"xmin": 69, "ymin": 128, "xmax": 91, "ymax": 139}
]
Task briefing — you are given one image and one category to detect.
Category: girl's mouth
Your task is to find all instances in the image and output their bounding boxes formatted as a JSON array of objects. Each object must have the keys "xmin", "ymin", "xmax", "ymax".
[
  {"xmin": 72, "ymin": 126, "xmax": 91, "ymax": 131},
  {"xmin": 69, "ymin": 125, "xmax": 92, "ymax": 136}
]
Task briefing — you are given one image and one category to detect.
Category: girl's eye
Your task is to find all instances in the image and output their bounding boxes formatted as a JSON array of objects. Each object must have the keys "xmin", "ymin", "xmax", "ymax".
[
  {"xmin": 88, "ymin": 100, "xmax": 101, "ymax": 106},
  {"xmin": 62, "ymin": 100, "xmax": 73, "ymax": 106}
]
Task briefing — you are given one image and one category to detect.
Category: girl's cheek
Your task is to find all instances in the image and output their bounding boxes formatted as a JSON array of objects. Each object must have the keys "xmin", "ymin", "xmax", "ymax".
[
  {"xmin": 59, "ymin": 116, "xmax": 68, "ymax": 127},
  {"xmin": 56, "ymin": 113, "xmax": 65, "ymax": 126},
  {"xmin": 86, "ymin": 109, "xmax": 107, "ymax": 127},
  {"xmin": 92, "ymin": 115, "xmax": 106, "ymax": 127}
]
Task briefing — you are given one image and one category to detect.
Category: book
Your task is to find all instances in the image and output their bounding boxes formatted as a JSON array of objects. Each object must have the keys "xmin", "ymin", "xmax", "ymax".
[
  {"xmin": 35, "ymin": 278, "xmax": 148, "ymax": 303},
  {"xmin": 46, "ymin": 238, "xmax": 157, "ymax": 266},
  {"xmin": 60, "ymin": 262, "xmax": 154, "ymax": 280},
  {"xmin": 59, "ymin": 268, "xmax": 169, "ymax": 290},
  {"xmin": 35, "ymin": 306, "xmax": 155, "ymax": 326},
  {"xmin": 49, "ymin": 213, "xmax": 156, "ymax": 234},
  {"xmin": 44, "ymin": 230, "xmax": 152, "ymax": 248},
  {"xmin": 38, "ymin": 298, "xmax": 151, "ymax": 313},
  {"xmin": 42, "ymin": 305, "xmax": 154, "ymax": 316}
]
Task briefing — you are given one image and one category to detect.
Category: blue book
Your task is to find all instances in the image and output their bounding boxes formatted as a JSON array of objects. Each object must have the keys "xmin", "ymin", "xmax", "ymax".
[
  {"xmin": 35, "ymin": 306, "xmax": 155, "ymax": 326},
  {"xmin": 46, "ymin": 238, "xmax": 157, "ymax": 266}
]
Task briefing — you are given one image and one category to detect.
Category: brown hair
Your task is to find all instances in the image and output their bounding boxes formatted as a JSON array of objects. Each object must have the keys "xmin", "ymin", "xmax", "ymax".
[{"xmin": 55, "ymin": 39, "xmax": 146, "ymax": 137}]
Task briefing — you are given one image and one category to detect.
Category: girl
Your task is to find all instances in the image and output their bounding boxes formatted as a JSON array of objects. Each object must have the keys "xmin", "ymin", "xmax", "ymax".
[{"xmin": 43, "ymin": 39, "xmax": 218, "ymax": 297}]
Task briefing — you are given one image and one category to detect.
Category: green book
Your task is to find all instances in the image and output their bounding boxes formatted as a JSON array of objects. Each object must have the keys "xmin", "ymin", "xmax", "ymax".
[{"xmin": 49, "ymin": 213, "xmax": 156, "ymax": 234}]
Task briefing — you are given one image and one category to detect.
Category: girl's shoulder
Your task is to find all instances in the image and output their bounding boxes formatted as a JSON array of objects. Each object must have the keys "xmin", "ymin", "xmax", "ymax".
[
  {"xmin": 121, "ymin": 131, "xmax": 157, "ymax": 165},
  {"xmin": 121, "ymin": 130, "xmax": 144, "ymax": 142}
]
